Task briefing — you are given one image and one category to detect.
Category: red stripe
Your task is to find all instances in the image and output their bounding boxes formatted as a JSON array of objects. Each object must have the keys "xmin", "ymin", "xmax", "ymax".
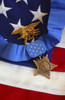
[
  {"xmin": 0, "ymin": 84, "xmax": 65, "ymax": 100},
  {"xmin": 51, "ymin": 47, "xmax": 65, "ymax": 72}
]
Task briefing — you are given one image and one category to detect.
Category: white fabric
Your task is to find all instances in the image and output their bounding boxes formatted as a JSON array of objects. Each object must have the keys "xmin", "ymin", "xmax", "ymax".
[
  {"xmin": 56, "ymin": 28, "xmax": 65, "ymax": 48},
  {"xmin": 0, "ymin": 61, "xmax": 65, "ymax": 95}
]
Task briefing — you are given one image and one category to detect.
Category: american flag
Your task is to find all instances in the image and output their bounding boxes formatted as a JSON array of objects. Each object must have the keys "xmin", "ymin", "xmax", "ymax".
[{"xmin": 0, "ymin": 0, "xmax": 50, "ymax": 44}]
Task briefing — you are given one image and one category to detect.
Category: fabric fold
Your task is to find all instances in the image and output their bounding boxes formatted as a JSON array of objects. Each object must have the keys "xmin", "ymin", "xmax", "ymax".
[
  {"xmin": 0, "ymin": 0, "xmax": 65, "ymax": 62},
  {"xmin": 0, "ymin": 35, "xmax": 31, "ymax": 61}
]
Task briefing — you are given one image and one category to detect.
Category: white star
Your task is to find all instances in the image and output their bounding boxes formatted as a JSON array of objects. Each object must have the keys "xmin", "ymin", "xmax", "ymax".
[
  {"xmin": 10, "ymin": 19, "xmax": 23, "ymax": 31},
  {"xmin": 34, "ymin": 54, "xmax": 37, "ymax": 56},
  {"xmin": 30, "ymin": 5, "xmax": 48, "ymax": 23},
  {"xmin": 0, "ymin": 0, "xmax": 12, "ymax": 17},
  {"xmin": 16, "ymin": 0, "xmax": 28, "ymax": 4},
  {"xmin": 5, "ymin": 39, "xmax": 7, "ymax": 40},
  {"xmin": 31, "ymin": 53, "xmax": 33, "ymax": 55},
  {"xmin": 36, "ymin": 51, "xmax": 38, "ymax": 53},
  {"xmin": 29, "ymin": 49, "xmax": 31, "ymax": 51},
  {"xmin": 42, "ymin": 48, "xmax": 44, "ymax": 50}
]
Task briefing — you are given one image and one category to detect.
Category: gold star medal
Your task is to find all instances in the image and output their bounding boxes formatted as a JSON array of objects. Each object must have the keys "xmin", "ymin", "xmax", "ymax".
[{"xmin": 33, "ymin": 55, "xmax": 58, "ymax": 79}]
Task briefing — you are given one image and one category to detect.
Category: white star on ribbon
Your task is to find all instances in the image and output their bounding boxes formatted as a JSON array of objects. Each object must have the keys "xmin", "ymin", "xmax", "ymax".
[
  {"xmin": 10, "ymin": 19, "xmax": 23, "ymax": 31},
  {"xmin": 30, "ymin": 5, "xmax": 48, "ymax": 23},
  {"xmin": 0, "ymin": 0, "xmax": 12, "ymax": 18},
  {"xmin": 16, "ymin": 0, "xmax": 28, "ymax": 4}
]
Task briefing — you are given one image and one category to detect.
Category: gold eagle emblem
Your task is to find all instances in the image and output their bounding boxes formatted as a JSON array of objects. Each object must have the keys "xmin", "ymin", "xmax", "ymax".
[{"xmin": 11, "ymin": 21, "xmax": 40, "ymax": 44}]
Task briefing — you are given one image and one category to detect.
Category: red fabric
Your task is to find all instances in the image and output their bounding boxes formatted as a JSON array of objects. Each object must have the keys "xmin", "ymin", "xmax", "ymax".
[
  {"xmin": 0, "ymin": 47, "xmax": 65, "ymax": 99},
  {"xmin": 0, "ymin": 84, "xmax": 65, "ymax": 100},
  {"xmin": 51, "ymin": 47, "xmax": 65, "ymax": 72}
]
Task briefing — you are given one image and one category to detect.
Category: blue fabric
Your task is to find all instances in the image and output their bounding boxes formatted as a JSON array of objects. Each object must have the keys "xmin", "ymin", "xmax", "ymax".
[
  {"xmin": 0, "ymin": 0, "xmax": 65, "ymax": 63},
  {"xmin": 27, "ymin": 40, "xmax": 46, "ymax": 58},
  {"xmin": 0, "ymin": 48, "xmax": 53, "ymax": 68},
  {"xmin": 0, "ymin": 35, "xmax": 31, "ymax": 61}
]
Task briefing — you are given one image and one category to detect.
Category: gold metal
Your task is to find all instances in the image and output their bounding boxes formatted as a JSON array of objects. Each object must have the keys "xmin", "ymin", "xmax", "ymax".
[
  {"xmin": 33, "ymin": 55, "xmax": 58, "ymax": 79},
  {"xmin": 12, "ymin": 21, "xmax": 41, "ymax": 44}
]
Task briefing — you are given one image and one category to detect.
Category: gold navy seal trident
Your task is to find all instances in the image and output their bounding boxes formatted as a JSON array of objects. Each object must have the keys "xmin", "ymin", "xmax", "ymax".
[{"xmin": 11, "ymin": 21, "xmax": 41, "ymax": 44}]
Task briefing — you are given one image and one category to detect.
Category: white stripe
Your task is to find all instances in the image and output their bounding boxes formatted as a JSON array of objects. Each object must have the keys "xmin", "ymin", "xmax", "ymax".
[
  {"xmin": 0, "ymin": 61, "xmax": 65, "ymax": 95},
  {"xmin": 56, "ymin": 28, "xmax": 65, "ymax": 48}
]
